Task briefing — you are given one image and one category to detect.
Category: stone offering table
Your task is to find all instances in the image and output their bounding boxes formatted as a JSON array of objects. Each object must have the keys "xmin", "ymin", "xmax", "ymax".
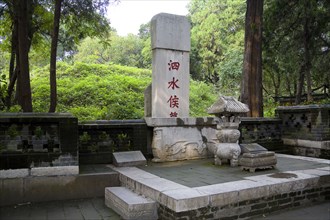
[
  {"xmin": 239, "ymin": 151, "xmax": 277, "ymax": 172},
  {"xmin": 239, "ymin": 143, "xmax": 277, "ymax": 172}
]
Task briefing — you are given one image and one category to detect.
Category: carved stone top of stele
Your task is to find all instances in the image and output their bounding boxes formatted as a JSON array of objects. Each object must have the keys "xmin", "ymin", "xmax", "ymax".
[{"xmin": 207, "ymin": 96, "xmax": 249, "ymax": 116}]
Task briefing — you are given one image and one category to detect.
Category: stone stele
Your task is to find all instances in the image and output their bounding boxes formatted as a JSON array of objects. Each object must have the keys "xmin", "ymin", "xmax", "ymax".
[{"xmin": 149, "ymin": 13, "xmax": 190, "ymax": 118}]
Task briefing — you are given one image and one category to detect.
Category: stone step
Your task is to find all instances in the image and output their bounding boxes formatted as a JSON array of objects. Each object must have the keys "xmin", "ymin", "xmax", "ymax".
[{"xmin": 105, "ymin": 187, "xmax": 158, "ymax": 220}]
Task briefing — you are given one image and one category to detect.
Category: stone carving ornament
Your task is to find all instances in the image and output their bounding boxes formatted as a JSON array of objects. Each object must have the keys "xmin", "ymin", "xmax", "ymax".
[{"xmin": 207, "ymin": 96, "xmax": 249, "ymax": 167}]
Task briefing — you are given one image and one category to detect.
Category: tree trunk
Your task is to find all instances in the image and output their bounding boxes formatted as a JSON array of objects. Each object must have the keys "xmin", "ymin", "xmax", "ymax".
[
  {"xmin": 16, "ymin": 0, "xmax": 33, "ymax": 112},
  {"xmin": 304, "ymin": 2, "xmax": 313, "ymax": 103},
  {"xmin": 6, "ymin": 19, "xmax": 18, "ymax": 109},
  {"xmin": 49, "ymin": 0, "xmax": 62, "ymax": 113},
  {"xmin": 241, "ymin": 0, "xmax": 264, "ymax": 117},
  {"xmin": 295, "ymin": 65, "xmax": 305, "ymax": 104},
  {"xmin": 296, "ymin": 1, "xmax": 313, "ymax": 105}
]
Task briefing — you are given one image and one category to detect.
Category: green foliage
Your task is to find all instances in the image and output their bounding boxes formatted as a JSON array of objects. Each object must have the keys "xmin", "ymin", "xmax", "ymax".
[
  {"xmin": 99, "ymin": 131, "xmax": 110, "ymax": 141},
  {"xmin": 188, "ymin": 0, "xmax": 245, "ymax": 95},
  {"xmin": 34, "ymin": 126, "xmax": 43, "ymax": 139},
  {"xmin": 29, "ymin": 62, "xmax": 216, "ymax": 121},
  {"xmin": 73, "ymin": 33, "xmax": 150, "ymax": 69},
  {"xmin": 79, "ymin": 132, "xmax": 91, "ymax": 143},
  {"xmin": 190, "ymin": 80, "xmax": 218, "ymax": 117},
  {"xmin": 117, "ymin": 133, "xmax": 131, "ymax": 151},
  {"xmin": 7, "ymin": 124, "xmax": 19, "ymax": 138},
  {"xmin": 263, "ymin": 0, "xmax": 330, "ymax": 99},
  {"xmin": 263, "ymin": 99, "xmax": 279, "ymax": 118}
]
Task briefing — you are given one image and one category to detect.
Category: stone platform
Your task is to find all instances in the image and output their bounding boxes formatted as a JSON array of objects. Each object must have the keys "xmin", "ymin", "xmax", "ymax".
[
  {"xmin": 1, "ymin": 154, "xmax": 329, "ymax": 219},
  {"xmin": 110, "ymin": 154, "xmax": 329, "ymax": 219}
]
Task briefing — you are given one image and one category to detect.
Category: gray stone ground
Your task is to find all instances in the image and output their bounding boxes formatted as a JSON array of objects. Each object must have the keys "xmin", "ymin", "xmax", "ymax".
[
  {"xmin": 0, "ymin": 198, "xmax": 328, "ymax": 220},
  {"xmin": 252, "ymin": 202, "xmax": 330, "ymax": 220},
  {"xmin": 0, "ymin": 154, "xmax": 329, "ymax": 220},
  {"xmin": 139, "ymin": 156, "xmax": 327, "ymax": 187},
  {"xmin": 0, "ymin": 197, "xmax": 120, "ymax": 220}
]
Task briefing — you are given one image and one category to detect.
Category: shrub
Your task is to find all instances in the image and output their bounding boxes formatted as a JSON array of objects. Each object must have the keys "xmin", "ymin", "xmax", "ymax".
[{"xmin": 30, "ymin": 62, "xmax": 218, "ymax": 121}]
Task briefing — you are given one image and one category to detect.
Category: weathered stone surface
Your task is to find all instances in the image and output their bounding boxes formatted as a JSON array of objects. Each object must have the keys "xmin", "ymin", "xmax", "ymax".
[
  {"xmin": 244, "ymin": 172, "xmax": 319, "ymax": 196},
  {"xmin": 151, "ymin": 49, "xmax": 190, "ymax": 118},
  {"xmin": 1, "ymin": 172, "xmax": 119, "ymax": 206},
  {"xmin": 207, "ymin": 96, "xmax": 249, "ymax": 167},
  {"xmin": 30, "ymin": 166, "xmax": 79, "ymax": 176},
  {"xmin": 144, "ymin": 84, "xmax": 152, "ymax": 117},
  {"xmin": 144, "ymin": 120, "xmax": 217, "ymax": 162},
  {"xmin": 0, "ymin": 178, "xmax": 24, "ymax": 206},
  {"xmin": 111, "ymin": 166, "xmax": 188, "ymax": 201},
  {"xmin": 240, "ymin": 143, "xmax": 268, "ymax": 153},
  {"xmin": 145, "ymin": 117, "xmax": 217, "ymax": 127},
  {"xmin": 0, "ymin": 168, "xmax": 29, "ymax": 178},
  {"xmin": 239, "ymin": 152, "xmax": 277, "ymax": 172},
  {"xmin": 151, "ymin": 127, "xmax": 209, "ymax": 162},
  {"xmin": 105, "ymin": 187, "xmax": 158, "ymax": 220},
  {"xmin": 151, "ymin": 13, "xmax": 190, "ymax": 51},
  {"xmin": 112, "ymin": 151, "xmax": 147, "ymax": 167},
  {"xmin": 109, "ymin": 159, "xmax": 329, "ymax": 217},
  {"xmin": 160, "ymin": 188, "xmax": 209, "ymax": 212},
  {"xmin": 0, "ymin": 113, "xmax": 78, "ymax": 170},
  {"xmin": 211, "ymin": 143, "xmax": 241, "ymax": 166},
  {"xmin": 207, "ymin": 96, "xmax": 249, "ymax": 116},
  {"xmin": 149, "ymin": 13, "xmax": 190, "ymax": 118},
  {"xmin": 283, "ymin": 138, "xmax": 330, "ymax": 150}
]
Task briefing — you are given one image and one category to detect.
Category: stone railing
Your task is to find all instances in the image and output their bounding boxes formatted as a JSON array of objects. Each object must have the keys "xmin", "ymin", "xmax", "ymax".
[
  {"xmin": 276, "ymin": 105, "xmax": 330, "ymax": 141},
  {"xmin": 78, "ymin": 117, "xmax": 284, "ymax": 164},
  {"xmin": 78, "ymin": 120, "xmax": 150, "ymax": 164},
  {"xmin": 275, "ymin": 105, "xmax": 330, "ymax": 159},
  {"xmin": 0, "ymin": 113, "xmax": 78, "ymax": 172},
  {"xmin": 239, "ymin": 117, "xmax": 283, "ymax": 151},
  {"xmin": 1, "ymin": 105, "xmax": 328, "ymax": 169}
]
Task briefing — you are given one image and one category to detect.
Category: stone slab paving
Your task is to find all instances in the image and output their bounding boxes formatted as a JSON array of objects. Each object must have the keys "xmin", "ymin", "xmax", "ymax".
[
  {"xmin": 0, "ymin": 197, "xmax": 120, "ymax": 220},
  {"xmin": 139, "ymin": 154, "xmax": 329, "ymax": 187},
  {"xmin": 251, "ymin": 202, "xmax": 330, "ymax": 220},
  {"xmin": 1, "ymin": 154, "xmax": 329, "ymax": 219}
]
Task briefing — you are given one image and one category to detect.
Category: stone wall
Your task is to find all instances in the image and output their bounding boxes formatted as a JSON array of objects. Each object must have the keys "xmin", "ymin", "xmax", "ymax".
[
  {"xmin": 276, "ymin": 105, "xmax": 330, "ymax": 159},
  {"xmin": 0, "ymin": 113, "xmax": 78, "ymax": 170},
  {"xmin": 78, "ymin": 117, "xmax": 286, "ymax": 164},
  {"xmin": 78, "ymin": 120, "xmax": 151, "ymax": 164},
  {"xmin": 239, "ymin": 117, "xmax": 283, "ymax": 151},
  {"xmin": 1, "ymin": 106, "xmax": 328, "ymax": 168},
  {"xmin": 157, "ymin": 186, "xmax": 330, "ymax": 220},
  {"xmin": 276, "ymin": 105, "xmax": 330, "ymax": 141}
]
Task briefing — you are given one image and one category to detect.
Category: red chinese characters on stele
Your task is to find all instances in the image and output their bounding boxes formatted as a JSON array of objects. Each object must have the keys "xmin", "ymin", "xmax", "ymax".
[
  {"xmin": 167, "ymin": 59, "xmax": 181, "ymax": 117},
  {"xmin": 168, "ymin": 60, "xmax": 180, "ymax": 71},
  {"xmin": 168, "ymin": 77, "xmax": 180, "ymax": 90},
  {"xmin": 167, "ymin": 95, "xmax": 179, "ymax": 109}
]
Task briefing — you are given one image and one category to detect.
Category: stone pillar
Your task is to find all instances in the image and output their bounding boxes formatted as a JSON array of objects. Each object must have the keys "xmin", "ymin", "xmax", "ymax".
[{"xmin": 150, "ymin": 13, "xmax": 190, "ymax": 118}]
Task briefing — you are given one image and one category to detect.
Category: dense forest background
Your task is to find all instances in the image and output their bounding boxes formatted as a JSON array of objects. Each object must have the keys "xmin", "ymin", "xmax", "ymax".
[{"xmin": 0, "ymin": 0, "xmax": 329, "ymax": 121}]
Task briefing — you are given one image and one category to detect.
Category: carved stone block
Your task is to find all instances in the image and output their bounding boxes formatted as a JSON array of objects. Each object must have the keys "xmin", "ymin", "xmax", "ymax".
[{"xmin": 239, "ymin": 151, "xmax": 277, "ymax": 172}]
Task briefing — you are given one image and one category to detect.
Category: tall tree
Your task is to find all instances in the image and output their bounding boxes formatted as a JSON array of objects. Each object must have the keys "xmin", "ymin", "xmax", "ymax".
[
  {"xmin": 0, "ymin": 0, "xmax": 113, "ymax": 111},
  {"xmin": 263, "ymin": 0, "xmax": 330, "ymax": 104},
  {"xmin": 49, "ymin": 0, "xmax": 62, "ymax": 112},
  {"xmin": 241, "ymin": 0, "xmax": 263, "ymax": 117},
  {"xmin": 16, "ymin": 0, "xmax": 33, "ymax": 111},
  {"xmin": 295, "ymin": 0, "xmax": 313, "ymax": 104},
  {"xmin": 188, "ymin": 0, "xmax": 245, "ymax": 95}
]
